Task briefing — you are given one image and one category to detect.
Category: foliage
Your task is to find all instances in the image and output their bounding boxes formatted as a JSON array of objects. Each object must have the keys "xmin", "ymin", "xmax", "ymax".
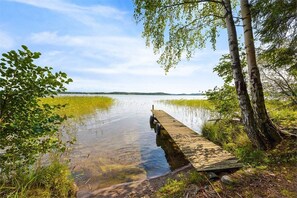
[
  {"xmin": 133, "ymin": 0, "xmax": 238, "ymax": 72},
  {"xmin": 258, "ymin": 47, "xmax": 297, "ymax": 104},
  {"xmin": 202, "ymin": 99, "xmax": 297, "ymax": 166},
  {"xmin": 252, "ymin": 0, "xmax": 296, "ymax": 105},
  {"xmin": 202, "ymin": 120, "xmax": 248, "ymax": 147},
  {"xmin": 157, "ymin": 171, "xmax": 206, "ymax": 198},
  {"xmin": 266, "ymin": 100, "xmax": 297, "ymax": 130},
  {"xmin": 157, "ymin": 178, "xmax": 186, "ymax": 198},
  {"xmin": 206, "ymin": 85, "xmax": 239, "ymax": 119},
  {"xmin": 33, "ymin": 160, "xmax": 75, "ymax": 197},
  {"xmin": 251, "ymin": 0, "xmax": 297, "ymax": 48},
  {"xmin": 213, "ymin": 49, "xmax": 247, "ymax": 84},
  {"xmin": 133, "ymin": 0, "xmax": 279, "ymax": 149},
  {"xmin": 202, "ymin": 120, "xmax": 270, "ymax": 166},
  {"xmin": 40, "ymin": 96, "xmax": 114, "ymax": 118},
  {"xmin": 206, "ymin": 50, "xmax": 246, "ymax": 119},
  {"xmin": 0, "ymin": 46, "xmax": 72, "ymax": 176},
  {"xmin": 0, "ymin": 159, "xmax": 76, "ymax": 197}
]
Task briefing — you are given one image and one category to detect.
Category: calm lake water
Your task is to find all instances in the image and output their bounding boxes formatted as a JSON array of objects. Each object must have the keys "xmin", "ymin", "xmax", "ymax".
[{"xmin": 67, "ymin": 94, "xmax": 210, "ymax": 191}]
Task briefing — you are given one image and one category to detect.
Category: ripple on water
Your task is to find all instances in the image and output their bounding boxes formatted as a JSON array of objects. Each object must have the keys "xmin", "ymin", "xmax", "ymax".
[{"xmin": 67, "ymin": 94, "xmax": 209, "ymax": 191}]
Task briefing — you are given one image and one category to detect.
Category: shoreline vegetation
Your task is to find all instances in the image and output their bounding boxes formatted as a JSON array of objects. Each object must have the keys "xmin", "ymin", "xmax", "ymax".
[
  {"xmin": 1, "ymin": 95, "xmax": 296, "ymax": 197},
  {"xmin": 62, "ymin": 91, "xmax": 205, "ymax": 96},
  {"xmin": 79, "ymin": 98, "xmax": 296, "ymax": 198},
  {"xmin": 40, "ymin": 96, "xmax": 114, "ymax": 118},
  {"xmin": 0, "ymin": 96, "xmax": 114, "ymax": 198},
  {"xmin": 149, "ymin": 99, "xmax": 297, "ymax": 197}
]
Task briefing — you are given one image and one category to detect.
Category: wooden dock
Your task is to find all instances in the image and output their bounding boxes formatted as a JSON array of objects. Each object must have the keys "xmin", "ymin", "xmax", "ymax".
[{"xmin": 151, "ymin": 110, "xmax": 242, "ymax": 171}]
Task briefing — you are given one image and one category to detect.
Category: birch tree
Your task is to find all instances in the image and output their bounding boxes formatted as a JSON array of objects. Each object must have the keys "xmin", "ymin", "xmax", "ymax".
[
  {"xmin": 240, "ymin": 0, "xmax": 282, "ymax": 148},
  {"xmin": 134, "ymin": 0, "xmax": 271, "ymax": 149}
]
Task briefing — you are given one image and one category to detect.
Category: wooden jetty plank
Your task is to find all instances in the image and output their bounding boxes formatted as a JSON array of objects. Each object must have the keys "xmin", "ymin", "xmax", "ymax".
[{"xmin": 152, "ymin": 110, "xmax": 242, "ymax": 171}]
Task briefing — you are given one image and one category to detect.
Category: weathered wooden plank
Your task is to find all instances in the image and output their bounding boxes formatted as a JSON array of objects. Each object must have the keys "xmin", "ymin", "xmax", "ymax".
[{"xmin": 152, "ymin": 110, "xmax": 242, "ymax": 171}]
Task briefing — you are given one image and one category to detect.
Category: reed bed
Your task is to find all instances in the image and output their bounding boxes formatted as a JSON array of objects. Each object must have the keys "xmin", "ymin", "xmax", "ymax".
[
  {"xmin": 162, "ymin": 99, "xmax": 213, "ymax": 110},
  {"xmin": 40, "ymin": 96, "xmax": 114, "ymax": 118}
]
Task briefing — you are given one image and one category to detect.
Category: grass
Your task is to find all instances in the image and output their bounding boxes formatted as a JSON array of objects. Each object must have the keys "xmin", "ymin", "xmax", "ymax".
[
  {"xmin": 158, "ymin": 98, "xmax": 297, "ymax": 197},
  {"xmin": 0, "ymin": 159, "xmax": 77, "ymax": 198},
  {"xmin": 162, "ymin": 99, "xmax": 214, "ymax": 110},
  {"xmin": 156, "ymin": 171, "xmax": 206, "ymax": 198},
  {"xmin": 165, "ymin": 98, "xmax": 297, "ymax": 165},
  {"xmin": 0, "ymin": 96, "xmax": 114, "ymax": 197},
  {"xmin": 266, "ymin": 100, "xmax": 297, "ymax": 130},
  {"xmin": 40, "ymin": 96, "xmax": 114, "ymax": 118}
]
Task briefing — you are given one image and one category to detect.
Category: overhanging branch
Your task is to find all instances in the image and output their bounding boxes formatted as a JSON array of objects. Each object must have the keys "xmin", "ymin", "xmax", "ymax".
[{"xmin": 161, "ymin": 0, "xmax": 223, "ymax": 10}]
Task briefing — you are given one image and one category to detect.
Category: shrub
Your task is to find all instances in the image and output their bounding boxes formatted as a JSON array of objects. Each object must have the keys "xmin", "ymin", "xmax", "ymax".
[{"xmin": 0, "ymin": 46, "xmax": 72, "ymax": 178}]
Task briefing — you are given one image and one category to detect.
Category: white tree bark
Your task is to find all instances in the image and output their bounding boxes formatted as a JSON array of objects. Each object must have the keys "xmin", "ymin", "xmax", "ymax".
[
  {"xmin": 223, "ymin": 0, "xmax": 266, "ymax": 149},
  {"xmin": 240, "ymin": 0, "xmax": 282, "ymax": 148}
]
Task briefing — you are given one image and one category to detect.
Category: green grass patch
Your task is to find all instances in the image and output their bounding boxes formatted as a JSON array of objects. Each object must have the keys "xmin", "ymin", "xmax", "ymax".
[
  {"xmin": 166, "ymin": 98, "xmax": 297, "ymax": 167},
  {"xmin": 281, "ymin": 189, "xmax": 297, "ymax": 198},
  {"xmin": 156, "ymin": 171, "xmax": 206, "ymax": 198},
  {"xmin": 266, "ymin": 100, "xmax": 297, "ymax": 130},
  {"xmin": 202, "ymin": 120, "xmax": 272, "ymax": 166},
  {"xmin": 0, "ymin": 160, "xmax": 76, "ymax": 198},
  {"xmin": 40, "ymin": 96, "xmax": 114, "ymax": 118},
  {"xmin": 157, "ymin": 178, "xmax": 186, "ymax": 198},
  {"xmin": 162, "ymin": 99, "xmax": 213, "ymax": 110}
]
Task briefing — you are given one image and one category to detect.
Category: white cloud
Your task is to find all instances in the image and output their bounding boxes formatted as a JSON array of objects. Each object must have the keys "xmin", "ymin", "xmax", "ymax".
[
  {"xmin": 7, "ymin": 0, "xmax": 126, "ymax": 28},
  {"xmin": 30, "ymin": 31, "xmax": 210, "ymax": 77},
  {"xmin": 0, "ymin": 31, "xmax": 15, "ymax": 50},
  {"xmin": 2, "ymin": 0, "xmax": 226, "ymax": 93}
]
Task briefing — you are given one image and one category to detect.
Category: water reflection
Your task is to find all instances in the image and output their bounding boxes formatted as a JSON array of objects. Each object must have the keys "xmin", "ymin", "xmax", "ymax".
[
  {"xmin": 155, "ymin": 129, "xmax": 190, "ymax": 171},
  {"xmin": 67, "ymin": 95, "xmax": 210, "ymax": 191}
]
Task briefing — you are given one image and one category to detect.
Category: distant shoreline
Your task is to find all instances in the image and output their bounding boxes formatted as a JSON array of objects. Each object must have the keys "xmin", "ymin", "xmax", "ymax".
[{"xmin": 62, "ymin": 92, "xmax": 205, "ymax": 96}]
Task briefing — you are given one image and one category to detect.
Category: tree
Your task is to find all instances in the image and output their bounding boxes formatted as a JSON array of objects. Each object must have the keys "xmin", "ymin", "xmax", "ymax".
[
  {"xmin": 251, "ymin": 0, "xmax": 297, "ymax": 49},
  {"xmin": 251, "ymin": 0, "xmax": 297, "ymax": 105},
  {"xmin": 0, "ymin": 46, "xmax": 73, "ymax": 176},
  {"xmin": 206, "ymin": 50, "xmax": 247, "ymax": 120},
  {"xmin": 134, "ymin": 0, "xmax": 270, "ymax": 149},
  {"xmin": 259, "ymin": 47, "xmax": 297, "ymax": 104},
  {"xmin": 240, "ymin": 0, "xmax": 282, "ymax": 148}
]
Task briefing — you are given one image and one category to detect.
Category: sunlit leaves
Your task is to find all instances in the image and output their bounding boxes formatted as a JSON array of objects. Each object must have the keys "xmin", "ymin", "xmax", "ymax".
[
  {"xmin": 134, "ymin": 0, "xmax": 226, "ymax": 73},
  {"xmin": 0, "ymin": 46, "xmax": 72, "ymax": 175},
  {"xmin": 251, "ymin": 0, "xmax": 297, "ymax": 48}
]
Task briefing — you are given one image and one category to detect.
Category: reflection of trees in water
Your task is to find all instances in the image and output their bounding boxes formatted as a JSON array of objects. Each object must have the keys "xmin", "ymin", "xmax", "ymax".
[{"xmin": 155, "ymin": 129, "xmax": 189, "ymax": 171}]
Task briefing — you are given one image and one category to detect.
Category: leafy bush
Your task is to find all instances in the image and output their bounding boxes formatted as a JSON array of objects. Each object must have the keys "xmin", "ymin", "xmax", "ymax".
[
  {"xmin": 0, "ymin": 46, "xmax": 72, "ymax": 177},
  {"xmin": 206, "ymin": 84, "xmax": 240, "ymax": 119}
]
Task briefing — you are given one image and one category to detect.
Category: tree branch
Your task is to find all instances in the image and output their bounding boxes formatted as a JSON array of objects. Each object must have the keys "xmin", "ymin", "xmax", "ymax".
[
  {"xmin": 161, "ymin": 0, "xmax": 223, "ymax": 10},
  {"xmin": 273, "ymin": 67, "xmax": 297, "ymax": 98}
]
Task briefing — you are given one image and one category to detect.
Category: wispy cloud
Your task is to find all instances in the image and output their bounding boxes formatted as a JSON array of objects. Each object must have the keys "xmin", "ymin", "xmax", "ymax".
[
  {"xmin": 1, "ymin": 0, "xmax": 225, "ymax": 92},
  {"xmin": 7, "ymin": 0, "xmax": 126, "ymax": 28},
  {"xmin": 30, "ymin": 31, "xmax": 210, "ymax": 77},
  {"xmin": 0, "ymin": 31, "xmax": 15, "ymax": 50}
]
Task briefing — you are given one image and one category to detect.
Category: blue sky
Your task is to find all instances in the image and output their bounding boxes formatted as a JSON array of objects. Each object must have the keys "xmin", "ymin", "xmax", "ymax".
[{"xmin": 0, "ymin": 0, "xmax": 230, "ymax": 93}]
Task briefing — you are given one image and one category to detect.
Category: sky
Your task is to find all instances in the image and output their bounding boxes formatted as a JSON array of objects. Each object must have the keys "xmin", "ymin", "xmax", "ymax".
[{"xmin": 0, "ymin": 0, "xmax": 230, "ymax": 94}]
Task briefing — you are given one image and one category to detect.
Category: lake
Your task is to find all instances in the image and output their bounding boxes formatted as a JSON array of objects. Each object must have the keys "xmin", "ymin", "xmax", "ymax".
[{"xmin": 67, "ymin": 94, "xmax": 210, "ymax": 191}]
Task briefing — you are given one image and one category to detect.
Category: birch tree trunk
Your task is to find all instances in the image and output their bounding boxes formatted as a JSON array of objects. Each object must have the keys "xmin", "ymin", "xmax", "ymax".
[
  {"xmin": 223, "ymin": 0, "xmax": 267, "ymax": 149},
  {"xmin": 240, "ymin": 0, "xmax": 282, "ymax": 149}
]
